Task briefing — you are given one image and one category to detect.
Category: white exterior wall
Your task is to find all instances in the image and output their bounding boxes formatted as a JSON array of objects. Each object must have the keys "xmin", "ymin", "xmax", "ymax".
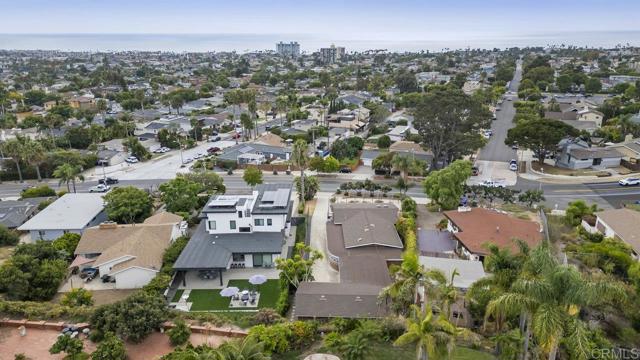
[
  {"xmin": 97, "ymin": 255, "xmax": 135, "ymax": 275},
  {"xmin": 252, "ymin": 214, "xmax": 286, "ymax": 232},
  {"xmin": 206, "ymin": 213, "xmax": 286, "ymax": 234},
  {"xmin": 595, "ymin": 218, "xmax": 616, "ymax": 238},
  {"xmin": 114, "ymin": 267, "xmax": 158, "ymax": 289}
]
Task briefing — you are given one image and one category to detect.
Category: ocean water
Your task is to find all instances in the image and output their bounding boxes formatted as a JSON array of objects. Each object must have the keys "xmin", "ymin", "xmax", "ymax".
[{"xmin": 0, "ymin": 32, "xmax": 639, "ymax": 53}]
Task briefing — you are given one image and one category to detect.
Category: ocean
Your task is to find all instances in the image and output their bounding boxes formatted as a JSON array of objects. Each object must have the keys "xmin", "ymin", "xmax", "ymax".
[{"xmin": 0, "ymin": 32, "xmax": 639, "ymax": 53}]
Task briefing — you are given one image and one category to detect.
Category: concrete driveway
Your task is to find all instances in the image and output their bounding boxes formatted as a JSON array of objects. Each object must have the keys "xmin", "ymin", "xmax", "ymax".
[{"xmin": 309, "ymin": 192, "xmax": 339, "ymax": 283}]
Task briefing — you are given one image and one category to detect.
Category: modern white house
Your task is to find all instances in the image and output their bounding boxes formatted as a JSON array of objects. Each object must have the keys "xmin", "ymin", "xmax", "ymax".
[
  {"xmin": 17, "ymin": 193, "xmax": 107, "ymax": 241},
  {"xmin": 173, "ymin": 183, "xmax": 293, "ymax": 286}
]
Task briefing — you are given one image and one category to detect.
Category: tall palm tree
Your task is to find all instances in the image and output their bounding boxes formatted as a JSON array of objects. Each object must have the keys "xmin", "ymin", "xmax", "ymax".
[
  {"xmin": 22, "ymin": 138, "xmax": 46, "ymax": 182},
  {"xmin": 291, "ymin": 139, "xmax": 309, "ymax": 204},
  {"xmin": 394, "ymin": 304, "xmax": 458, "ymax": 360},
  {"xmin": 219, "ymin": 336, "xmax": 270, "ymax": 360},
  {"xmin": 53, "ymin": 163, "xmax": 84, "ymax": 193},
  {"xmin": 275, "ymin": 96, "xmax": 288, "ymax": 127},
  {"xmin": 485, "ymin": 243, "xmax": 626, "ymax": 360},
  {"xmin": 392, "ymin": 154, "xmax": 416, "ymax": 182},
  {"xmin": 2, "ymin": 138, "xmax": 25, "ymax": 182}
]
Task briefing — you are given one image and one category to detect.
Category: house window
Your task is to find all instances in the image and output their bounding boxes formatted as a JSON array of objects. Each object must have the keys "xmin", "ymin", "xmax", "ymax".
[
  {"xmin": 230, "ymin": 220, "xmax": 236, "ymax": 230},
  {"xmin": 208, "ymin": 220, "xmax": 216, "ymax": 230},
  {"xmin": 254, "ymin": 219, "xmax": 264, "ymax": 226},
  {"xmin": 267, "ymin": 218, "xmax": 273, "ymax": 226},
  {"xmin": 238, "ymin": 211, "xmax": 243, "ymax": 218},
  {"xmin": 232, "ymin": 254, "xmax": 245, "ymax": 262}
]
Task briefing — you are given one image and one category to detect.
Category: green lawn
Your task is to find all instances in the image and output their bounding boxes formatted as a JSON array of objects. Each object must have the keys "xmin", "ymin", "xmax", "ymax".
[{"xmin": 187, "ymin": 279, "xmax": 280, "ymax": 311}]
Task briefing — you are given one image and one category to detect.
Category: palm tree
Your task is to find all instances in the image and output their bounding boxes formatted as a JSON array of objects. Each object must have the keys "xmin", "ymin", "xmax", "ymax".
[
  {"xmin": 394, "ymin": 304, "xmax": 458, "ymax": 360},
  {"xmin": 22, "ymin": 138, "xmax": 46, "ymax": 182},
  {"xmin": 485, "ymin": 243, "xmax": 626, "ymax": 360},
  {"xmin": 53, "ymin": 163, "xmax": 84, "ymax": 193},
  {"xmin": 291, "ymin": 139, "xmax": 309, "ymax": 204},
  {"xmin": 392, "ymin": 154, "xmax": 416, "ymax": 182},
  {"xmin": 340, "ymin": 331, "xmax": 371, "ymax": 360},
  {"xmin": 275, "ymin": 96, "xmax": 288, "ymax": 127},
  {"xmin": 219, "ymin": 336, "xmax": 270, "ymax": 360},
  {"xmin": 380, "ymin": 252, "xmax": 423, "ymax": 315},
  {"xmin": 2, "ymin": 138, "xmax": 25, "ymax": 182}
]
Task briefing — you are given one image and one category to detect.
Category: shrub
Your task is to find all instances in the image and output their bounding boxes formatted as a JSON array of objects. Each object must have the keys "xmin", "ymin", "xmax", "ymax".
[
  {"xmin": 49, "ymin": 334, "xmax": 85, "ymax": 359},
  {"xmin": 52, "ymin": 233, "xmax": 81, "ymax": 257},
  {"xmin": 168, "ymin": 319, "xmax": 192, "ymax": 346},
  {"xmin": 288, "ymin": 320, "xmax": 317, "ymax": 349},
  {"xmin": 21, "ymin": 185, "xmax": 56, "ymax": 198},
  {"xmin": 323, "ymin": 332, "xmax": 345, "ymax": 351},
  {"xmin": 251, "ymin": 308, "xmax": 283, "ymax": 325},
  {"xmin": 37, "ymin": 199, "xmax": 54, "ymax": 210},
  {"xmin": 91, "ymin": 331, "xmax": 127, "ymax": 360},
  {"xmin": 60, "ymin": 288, "xmax": 94, "ymax": 307},
  {"xmin": 380, "ymin": 316, "xmax": 406, "ymax": 341},
  {"xmin": 400, "ymin": 197, "xmax": 417, "ymax": 218},
  {"xmin": 275, "ymin": 287, "xmax": 290, "ymax": 316},
  {"xmin": 0, "ymin": 225, "xmax": 20, "ymax": 246},
  {"xmin": 248, "ymin": 323, "xmax": 291, "ymax": 354}
]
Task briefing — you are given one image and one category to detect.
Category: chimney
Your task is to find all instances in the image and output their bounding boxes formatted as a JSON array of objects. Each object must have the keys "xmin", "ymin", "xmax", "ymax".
[{"xmin": 99, "ymin": 221, "xmax": 118, "ymax": 230}]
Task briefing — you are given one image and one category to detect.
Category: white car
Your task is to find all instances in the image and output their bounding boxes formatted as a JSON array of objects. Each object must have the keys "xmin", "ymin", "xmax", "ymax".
[
  {"xmin": 619, "ymin": 177, "xmax": 640, "ymax": 186},
  {"xmin": 183, "ymin": 157, "xmax": 193, "ymax": 164},
  {"xmin": 126, "ymin": 156, "xmax": 139, "ymax": 163},
  {"xmin": 89, "ymin": 184, "xmax": 110, "ymax": 193},
  {"xmin": 481, "ymin": 180, "xmax": 506, "ymax": 188},
  {"xmin": 509, "ymin": 159, "xmax": 518, "ymax": 171}
]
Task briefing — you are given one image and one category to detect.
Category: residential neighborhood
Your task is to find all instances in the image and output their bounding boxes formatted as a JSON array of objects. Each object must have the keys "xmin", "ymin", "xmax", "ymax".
[{"xmin": 0, "ymin": 5, "xmax": 640, "ymax": 358}]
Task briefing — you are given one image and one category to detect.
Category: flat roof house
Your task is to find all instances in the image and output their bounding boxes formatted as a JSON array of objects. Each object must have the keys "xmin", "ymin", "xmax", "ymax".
[
  {"xmin": 74, "ymin": 212, "xmax": 184, "ymax": 289},
  {"xmin": 443, "ymin": 207, "xmax": 543, "ymax": 261},
  {"xmin": 18, "ymin": 193, "xmax": 107, "ymax": 241},
  {"xmin": 173, "ymin": 184, "xmax": 293, "ymax": 287}
]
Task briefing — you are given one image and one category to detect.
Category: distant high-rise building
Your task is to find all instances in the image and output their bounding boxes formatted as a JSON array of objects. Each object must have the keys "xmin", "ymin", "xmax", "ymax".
[
  {"xmin": 276, "ymin": 41, "xmax": 300, "ymax": 58},
  {"xmin": 319, "ymin": 44, "xmax": 345, "ymax": 64}
]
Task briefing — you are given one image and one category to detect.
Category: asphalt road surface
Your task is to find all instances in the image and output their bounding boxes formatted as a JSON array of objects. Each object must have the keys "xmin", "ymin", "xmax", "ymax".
[{"xmin": 477, "ymin": 60, "xmax": 522, "ymax": 163}]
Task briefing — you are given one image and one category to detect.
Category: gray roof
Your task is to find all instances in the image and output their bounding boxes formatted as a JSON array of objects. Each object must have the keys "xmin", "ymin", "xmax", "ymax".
[
  {"xmin": 217, "ymin": 143, "xmax": 291, "ymax": 162},
  {"xmin": 419, "ymin": 256, "xmax": 486, "ymax": 289},
  {"xmin": 0, "ymin": 199, "xmax": 40, "ymax": 228},
  {"xmin": 418, "ymin": 229, "xmax": 456, "ymax": 254},
  {"xmin": 252, "ymin": 183, "xmax": 293, "ymax": 215},
  {"xmin": 173, "ymin": 222, "xmax": 284, "ymax": 270},
  {"xmin": 295, "ymin": 282, "xmax": 389, "ymax": 319},
  {"xmin": 361, "ymin": 149, "xmax": 381, "ymax": 160},
  {"xmin": 18, "ymin": 193, "xmax": 105, "ymax": 231},
  {"xmin": 569, "ymin": 147, "xmax": 623, "ymax": 159},
  {"xmin": 331, "ymin": 203, "xmax": 402, "ymax": 249}
]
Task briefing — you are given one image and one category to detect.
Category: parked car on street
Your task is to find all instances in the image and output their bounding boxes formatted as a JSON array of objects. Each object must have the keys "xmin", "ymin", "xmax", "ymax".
[
  {"xmin": 619, "ymin": 177, "xmax": 640, "ymax": 186},
  {"xmin": 207, "ymin": 146, "xmax": 221, "ymax": 154},
  {"xmin": 98, "ymin": 177, "xmax": 119, "ymax": 185},
  {"xmin": 481, "ymin": 179, "xmax": 506, "ymax": 188},
  {"xmin": 509, "ymin": 159, "xmax": 518, "ymax": 171},
  {"xmin": 89, "ymin": 184, "xmax": 110, "ymax": 193},
  {"xmin": 126, "ymin": 156, "xmax": 139, "ymax": 163},
  {"xmin": 339, "ymin": 167, "xmax": 352, "ymax": 173}
]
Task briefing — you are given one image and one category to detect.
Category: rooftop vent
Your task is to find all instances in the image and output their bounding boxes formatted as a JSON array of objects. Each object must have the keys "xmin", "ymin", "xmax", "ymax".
[{"xmin": 99, "ymin": 221, "xmax": 118, "ymax": 229}]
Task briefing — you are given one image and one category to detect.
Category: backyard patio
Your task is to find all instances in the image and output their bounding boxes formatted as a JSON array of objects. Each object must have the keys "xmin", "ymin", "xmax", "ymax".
[{"xmin": 171, "ymin": 279, "xmax": 281, "ymax": 312}]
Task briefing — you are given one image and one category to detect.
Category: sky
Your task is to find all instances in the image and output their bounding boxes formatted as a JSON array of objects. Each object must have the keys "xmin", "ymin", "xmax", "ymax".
[{"xmin": 0, "ymin": 0, "xmax": 639, "ymax": 51}]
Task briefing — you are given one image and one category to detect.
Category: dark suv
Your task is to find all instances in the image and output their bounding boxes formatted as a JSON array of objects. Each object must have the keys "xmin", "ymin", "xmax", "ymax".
[{"xmin": 98, "ymin": 177, "xmax": 119, "ymax": 185}]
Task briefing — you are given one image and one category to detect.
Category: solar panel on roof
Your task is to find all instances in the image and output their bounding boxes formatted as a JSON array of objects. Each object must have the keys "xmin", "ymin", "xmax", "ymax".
[
  {"xmin": 273, "ymin": 188, "xmax": 290, "ymax": 207},
  {"xmin": 262, "ymin": 191, "xmax": 276, "ymax": 202}
]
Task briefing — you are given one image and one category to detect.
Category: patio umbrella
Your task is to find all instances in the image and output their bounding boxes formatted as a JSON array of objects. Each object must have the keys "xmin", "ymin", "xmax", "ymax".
[
  {"xmin": 249, "ymin": 274, "xmax": 268, "ymax": 285},
  {"xmin": 219, "ymin": 287, "xmax": 239, "ymax": 297}
]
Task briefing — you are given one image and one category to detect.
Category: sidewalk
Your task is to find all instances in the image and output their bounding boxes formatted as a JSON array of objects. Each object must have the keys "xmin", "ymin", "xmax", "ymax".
[{"xmin": 519, "ymin": 161, "xmax": 639, "ymax": 184}]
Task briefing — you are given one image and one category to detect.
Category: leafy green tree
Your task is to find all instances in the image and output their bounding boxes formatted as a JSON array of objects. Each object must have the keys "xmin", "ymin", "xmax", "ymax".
[
  {"xmin": 123, "ymin": 137, "xmax": 151, "ymax": 161},
  {"xmin": 91, "ymin": 332, "xmax": 127, "ymax": 360},
  {"xmin": 372, "ymin": 152, "xmax": 394, "ymax": 173},
  {"xmin": 505, "ymin": 118, "xmax": 578, "ymax": 163},
  {"xmin": 294, "ymin": 175, "xmax": 319, "ymax": 201},
  {"xmin": 291, "ymin": 139, "xmax": 309, "ymax": 203},
  {"xmin": 564, "ymin": 200, "xmax": 597, "ymax": 226},
  {"xmin": 52, "ymin": 233, "xmax": 81, "ymax": 257},
  {"xmin": 50, "ymin": 334, "xmax": 85, "ymax": 359},
  {"xmin": 159, "ymin": 177, "xmax": 202, "ymax": 214},
  {"xmin": 0, "ymin": 225, "xmax": 20, "ymax": 246},
  {"xmin": 323, "ymin": 156, "xmax": 340, "ymax": 173},
  {"xmin": 243, "ymin": 166, "xmax": 264, "ymax": 187},
  {"xmin": 167, "ymin": 319, "xmax": 192, "ymax": 346},
  {"xmin": 413, "ymin": 88, "xmax": 491, "ymax": 168},
  {"xmin": 555, "ymin": 75, "xmax": 573, "ymax": 93},
  {"xmin": 180, "ymin": 172, "xmax": 225, "ymax": 194},
  {"xmin": 585, "ymin": 77, "xmax": 602, "ymax": 93},
  {"xmin": 103, "ymin": 186, "xmax": 153, "ymax": 224},
  {"xmin": 53, "ymin": 163, "xmax": 85, "ymax": 193},
  {"xmin": 423, "ymin": 160, "xmax": 472, "ymax": 210},
  {"xmin": 518, "ymin": 189, "xmax": 545, "ymax": 208},
  {"xmin": 61, "ymin": 288, "xmax": 94, "ymax": 307},
  {"xmin": 395, "ymin": 70, "xmax": 418, "ymax": 93},
  {"xmin": 394, "ymin": 305, "xmax": 458, "ymax": 360},
  {"xmin": 90, "ymin": 292, "xmax": 167, "ymax": 343},
  {"xmin": 377, "ymin": 135, "xmax": 392, "ymax": 149},
  {"xmin": 275, "ymin": 243, "xmax": 322, "ymax": 289},
  {"xmin": 308, "ymin": 156, "xmax": 325, "ymax": 172},
  {"xmin": 22, "ymin": 138, "xmax": 46, "ymax": 182}
]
